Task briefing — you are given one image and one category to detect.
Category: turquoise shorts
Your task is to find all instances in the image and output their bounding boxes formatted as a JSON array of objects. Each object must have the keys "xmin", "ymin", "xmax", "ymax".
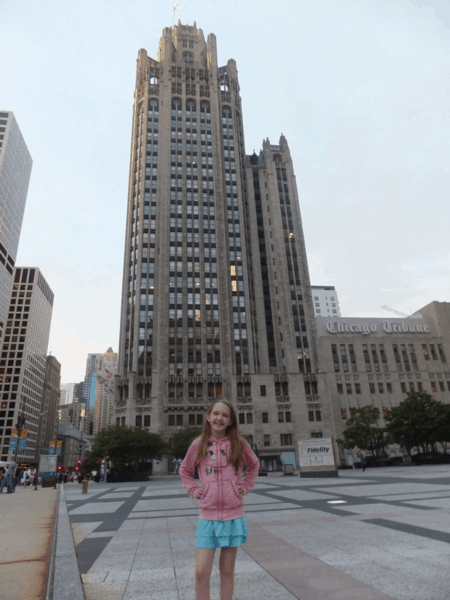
[{"xmin": 195, "ymin": 516, "xmax": 247, "ymax": 549}]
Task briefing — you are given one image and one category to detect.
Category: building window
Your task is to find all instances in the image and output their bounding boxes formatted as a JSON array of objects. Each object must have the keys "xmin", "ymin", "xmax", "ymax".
[
  {"xmin": 315, "ymin": 410, "xmax": 321, "ymax": 422},
  {"xmin": 197, "ymin": 414, "xmax": 203, "ymax": 425},
  {"xmin": 346, "ymin": 383, "xmax": 352, "ymax": 394},
  {"xmin": 378, "ymin": 383, "xmax": 384, "ymax": 393},
  {"xmin": 401, "ymin": 382, "xmax": 407, "ymax": 393},
  {"xmin": 430, "ymin": 344, "xmax": 438, "ymax": 360},
  {"xmin": 135, "ymin": 415, "xmax": 142, "ymax": 427},
  {"xmin": 439, "ymin": 381, "xmax": 445, "ymax": 391},
  {"xmin": 264, "ymin": 434, "xmax": 270, "ymax": 447},
  {"xmin": 438, "ymin": 344, "xmax": 446, "ymax": 363},
  {"xmin": 260, "ymin": 385, "xmax": 266, "ymax": 396},
  {"xmin": 239, "ymin": 413, "xmax": 245, "ymax": 424},
  {"xmin": 308, "ymin": 410, "xmax": 314, "ymax": 422},
  {"xmin": 422, "ymin": 344, "xmax": 429, "ymax": 360},
  {"xmin": 369, "ymin": 383, "xmax": 375, "ymax": 394},
  {"xmin": 246, "ymin": 413, "xmax": 253, "ymax": 424},
  {"xmin": 285, "ymin": 411, "xmax": 291, "ymax": 423},
  {"xmin": 341, "ymin": 408, "xmax": 347, "ymax": 419},
  {"xmin": 409, "ymin": 382, "xmax": 415, "ymax": 392},
  {"xmin": 337, "ymin": 383, "xmax": 343, "ymax": 394},
  {"xmin": 278, "ymin": 411, "xmax": 284, "ymax": 423},
  {"xmin": 169, "ymin": 415, "xmax": 175, "ymax": 426},
  {"xmin": 355, "ymin": 383, "xmax": 361, "ymax": 394},
  {"xmin": 311, "ymin": 432, "xmax": 323, "ymax": 438},
  {"xmin": 417, "ymin": 382, "xmax": 423, "ymax": 392},
  {"xmin": 144, "ymin": 415, "xmax": 150, "ymax": 427},
  {"xmin": 121, "ymin": 417, "xmax": 125, "ymax": 426},
  {"xmin": 176, "ymin": 414, "xmax": 183, "ymax": 426},
  {"xmin": 262, "ymin": 412, "xmax": 268, "ymax": 423},
  {"xmin": 431, "ymin": 382, "xmax": 437, "ymax": 392},
  {"xmin": 387, "ymin": 382, "xmax": 393, "ymax": 393},
  {"xmin": 383, "ymin": 407, "xmax": 388, "ymax": 417},
  {"xmin": 280, "ymin": 434, "xmax": 292, "ymax": 446},
  {"xmin": 189, "ymin": 414, "xmax": 195, "ymax": 426}
]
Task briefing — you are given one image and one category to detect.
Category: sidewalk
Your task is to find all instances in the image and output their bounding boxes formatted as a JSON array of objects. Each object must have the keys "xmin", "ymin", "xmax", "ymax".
[{"xmin": 0, "ymin": 483, "xmax": 58, "ymax": 600}]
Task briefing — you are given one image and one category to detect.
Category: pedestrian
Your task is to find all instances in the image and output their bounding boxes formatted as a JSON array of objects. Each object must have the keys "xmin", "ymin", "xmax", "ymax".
[
  {"xmin": 173, "ymin": 457, "xmax": 182, "ymax": 474},
  {"xmin": 0, "ymin": 468, "xmax": 6, "ymax": 493},
  {"xmin": 179, "ymin": 400, "xmax": 260, "ymax": 600},
  {"xmin": 6, "ymin": 461, "xmax": 17, "ymax": 493}
]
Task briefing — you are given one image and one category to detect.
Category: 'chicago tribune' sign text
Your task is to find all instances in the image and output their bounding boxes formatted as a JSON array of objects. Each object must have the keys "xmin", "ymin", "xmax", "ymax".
[{"xmin": 325, "ymin": 320, "xmax": 431, "ymax": 335}]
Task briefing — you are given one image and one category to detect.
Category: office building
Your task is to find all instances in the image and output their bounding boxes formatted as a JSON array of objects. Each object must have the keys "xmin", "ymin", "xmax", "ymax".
[
  {"xmin": 0, "ymin": 267, "xmax": 54, "ymax": 464},
  {"xmin": 0, "ymin": 111, "xmax": 33, "ymax": 344},
  {"xmin": 317, "ymin": 300, "xmax": 450, "ymax": 464},
  {"xmin": 83, "ymin": 353, "xmax": 102, "ymax": 408},
  {"xmin": 60, "ymin": 382, "xmax": 75, "ymax": 405},
  {"xmin": 115, "ymin": 23, "xmax": 333, "ymax": 474},
  {"xmin": 36, "ymin": 355, "xmax": 61, "ymax": 462},
  {"xmin": 311, "ymin": 285, "xmax": 341, "ymax": 317},
  {"xmin": 93, "ymin": 347, "xmax": 117, "ymax": 434}
]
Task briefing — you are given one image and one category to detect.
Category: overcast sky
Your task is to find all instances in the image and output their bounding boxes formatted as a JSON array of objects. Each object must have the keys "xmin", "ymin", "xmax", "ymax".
[{"xmin": 1, "ymin": 0, "xmax": 449, "ymax": 383}]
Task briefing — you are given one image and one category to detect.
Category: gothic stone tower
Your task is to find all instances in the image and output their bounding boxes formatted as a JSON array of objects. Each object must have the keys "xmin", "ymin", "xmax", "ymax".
[{"xmin": 116, "ymin": 22, "xmax": 333, "ymax": 474}]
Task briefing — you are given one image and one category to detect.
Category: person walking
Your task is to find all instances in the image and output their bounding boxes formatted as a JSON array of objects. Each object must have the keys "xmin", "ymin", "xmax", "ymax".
[
  {"xmin": 179, "ymin": 400, "xmax": 260, "ymax": 600},
  {"xmin": 173, "ymin": 457, "xmax": 182, "ymax": 474}
]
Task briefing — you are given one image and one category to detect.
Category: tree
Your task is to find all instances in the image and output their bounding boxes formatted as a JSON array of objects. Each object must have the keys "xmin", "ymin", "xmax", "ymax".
[
  {"xmin": 385, "ymin": 392, "xmax": 449, "ymax": 455},
  {"xmin": 337, "ymin": 405, "xmax": 389, "ymax": 457},
  {"xmin": 170, "ymin": 426, "xmax": 203, "ymax": 459},
  {"xmin": 84, "ymin": 425, "xmax": 168, "ymax": 472}
]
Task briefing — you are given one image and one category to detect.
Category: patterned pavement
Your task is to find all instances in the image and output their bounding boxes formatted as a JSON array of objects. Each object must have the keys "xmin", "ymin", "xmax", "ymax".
[{"xmin": 65, "ymin": 466, "xmax": 450, "ymax": 600}]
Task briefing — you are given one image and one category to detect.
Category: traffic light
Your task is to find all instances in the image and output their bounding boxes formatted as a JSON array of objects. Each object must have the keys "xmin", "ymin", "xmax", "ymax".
[
  {"xmin": 57, "ymin": 464, "xmax": 63, "ymax": 471},
  {"xmin": 74, "ymin": 465, "xmax": 80, "ymax": 471}
]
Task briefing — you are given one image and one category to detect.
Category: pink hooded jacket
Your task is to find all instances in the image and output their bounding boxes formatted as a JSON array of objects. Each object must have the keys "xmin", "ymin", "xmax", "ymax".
[{"xmin": 179, "ymin": 435, "xmax": 260, "ymax": 522}]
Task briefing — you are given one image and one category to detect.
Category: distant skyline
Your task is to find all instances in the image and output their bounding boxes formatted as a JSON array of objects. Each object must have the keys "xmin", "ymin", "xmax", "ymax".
[{"xmin": 2, "ymin": 0, "xmax": 449, "ymax": 382}]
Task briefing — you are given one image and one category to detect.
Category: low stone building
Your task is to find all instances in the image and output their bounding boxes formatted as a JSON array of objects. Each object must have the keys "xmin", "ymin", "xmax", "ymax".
[{"xmin": 316, "ymin": 301, "xmax": 450, "ymax": 465}]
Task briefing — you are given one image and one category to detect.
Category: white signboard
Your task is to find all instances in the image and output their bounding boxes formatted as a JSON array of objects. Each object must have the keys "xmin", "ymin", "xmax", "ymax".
[{"xmin": 298, "ymin": 438, "xmax": 335, "ymax": 468}]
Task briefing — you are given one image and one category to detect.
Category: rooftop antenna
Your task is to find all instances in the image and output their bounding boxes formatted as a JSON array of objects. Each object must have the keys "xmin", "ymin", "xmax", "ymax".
[{"xmin": 173, "ymin": 2, "xmax": 181, "ymax": 26}]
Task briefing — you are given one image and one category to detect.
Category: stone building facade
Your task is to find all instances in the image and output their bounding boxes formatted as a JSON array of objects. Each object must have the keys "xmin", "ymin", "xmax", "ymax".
[
  {"xmin": 115, "ymin": 22, "xmax": 336, "ymax": 474},
  {"xmin": 317, "ymin": 301, "xmax": 450, "ymax": 464},
  {"xmin": 36, "ymin": 354, "xmax": 61, "ymax": 462}
]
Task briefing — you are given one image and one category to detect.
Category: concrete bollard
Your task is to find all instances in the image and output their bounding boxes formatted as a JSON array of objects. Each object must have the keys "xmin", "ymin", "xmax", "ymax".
[{"xmin": 82, "ymin": 480, "xmax": 88, "ymax": 494}]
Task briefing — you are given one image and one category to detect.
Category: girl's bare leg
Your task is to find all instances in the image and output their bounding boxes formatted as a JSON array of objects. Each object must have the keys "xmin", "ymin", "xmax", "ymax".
[
  {"xmin": 196, "ymin": 547, "xmax": 216, "ymax": 600},
  {"xmin": 219, "ymin": 546, "xmax": 238, "ymax": 600}
]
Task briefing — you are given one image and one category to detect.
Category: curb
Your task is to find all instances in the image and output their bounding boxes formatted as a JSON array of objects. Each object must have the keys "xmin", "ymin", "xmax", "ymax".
[{"xmin": 52, "ymin": 484, "xmax": 85, "ymax": 600}]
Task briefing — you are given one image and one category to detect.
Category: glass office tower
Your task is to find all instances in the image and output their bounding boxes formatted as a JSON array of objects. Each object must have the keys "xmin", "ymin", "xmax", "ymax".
[{"xmin": 0, "ymin": 111, "xmax": 33, "ymax": 343}]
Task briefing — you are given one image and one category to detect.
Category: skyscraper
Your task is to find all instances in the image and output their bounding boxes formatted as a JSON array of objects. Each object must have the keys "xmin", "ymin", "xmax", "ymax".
[
  {"xmin": 0, "ymin": 267, "xmax": 54, "ymax": 464},
  {"xmin": 116, "ymin": 23, "xmax": 333, "ymax": 473},
  {"xmin": 93, "ymin": 347, "xmax": 117, "ymax": 434},
  {"xmin": 0, "ymin": 111, "xmax": 33, "ymax": 343}
]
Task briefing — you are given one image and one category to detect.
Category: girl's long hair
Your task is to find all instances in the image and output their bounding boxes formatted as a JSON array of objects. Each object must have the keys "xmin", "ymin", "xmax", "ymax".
[{"xmin": 196, "ymin": 400, "xmax": 245, "ymax": 471}]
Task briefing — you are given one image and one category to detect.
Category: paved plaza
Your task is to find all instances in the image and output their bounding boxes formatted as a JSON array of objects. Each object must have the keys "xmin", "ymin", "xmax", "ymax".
[{"xmin": 64, "ymin": 466, "xmax": 450, "ymax": 600}]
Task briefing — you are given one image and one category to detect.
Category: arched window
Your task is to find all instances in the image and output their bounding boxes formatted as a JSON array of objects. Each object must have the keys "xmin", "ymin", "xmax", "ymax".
[
  {"xmin": 148, "ymin": 99, "xmax": 158, "ymax": 112},
  {"xmin": 186, "ymin": 99, "xmax": 196, "ymax": 113},
  {"xmin": 171, "ymin": 98, "xmax": 182, "ymax": 112},
  {"xmin": 222, "ymin": 108, "xmax": 232, "ymax": 119},
  {"xmin": 200, "ymin": 101, "xmax": 210, "ymax": 114}
]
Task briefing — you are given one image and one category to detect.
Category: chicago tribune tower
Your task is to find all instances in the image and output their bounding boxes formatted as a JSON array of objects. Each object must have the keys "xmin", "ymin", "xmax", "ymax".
[{"xmin": 116, "ymin": 22, "xmax": 332, "ymax": 473}]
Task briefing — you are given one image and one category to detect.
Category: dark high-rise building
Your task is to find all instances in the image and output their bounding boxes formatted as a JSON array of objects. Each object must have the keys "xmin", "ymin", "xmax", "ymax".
[
  {"xmin": 1, "ymin": 267, "xmax": 54, "ymax": 464},
  {"xmin": 36, "ymin": 355, "xmax": 61, "ymax": 462},
  {"xmin": 0, "ymin": 111, "xmax": 33, "ymax": 343},
  {"xmin": 115, "ymin": 23, "xmax": 333, "ymax": 474}
]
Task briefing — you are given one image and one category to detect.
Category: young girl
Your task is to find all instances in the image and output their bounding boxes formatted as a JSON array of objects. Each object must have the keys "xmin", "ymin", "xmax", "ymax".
[{"xmin": 179, "ymin": 400, "xmax": 260, "ymax": 600}]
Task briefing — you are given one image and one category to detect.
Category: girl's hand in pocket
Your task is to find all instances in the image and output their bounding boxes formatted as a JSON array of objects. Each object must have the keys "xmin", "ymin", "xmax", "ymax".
[{"xmin": 196, "ymin": 488, "xmax": 204, "ymax": 499}]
